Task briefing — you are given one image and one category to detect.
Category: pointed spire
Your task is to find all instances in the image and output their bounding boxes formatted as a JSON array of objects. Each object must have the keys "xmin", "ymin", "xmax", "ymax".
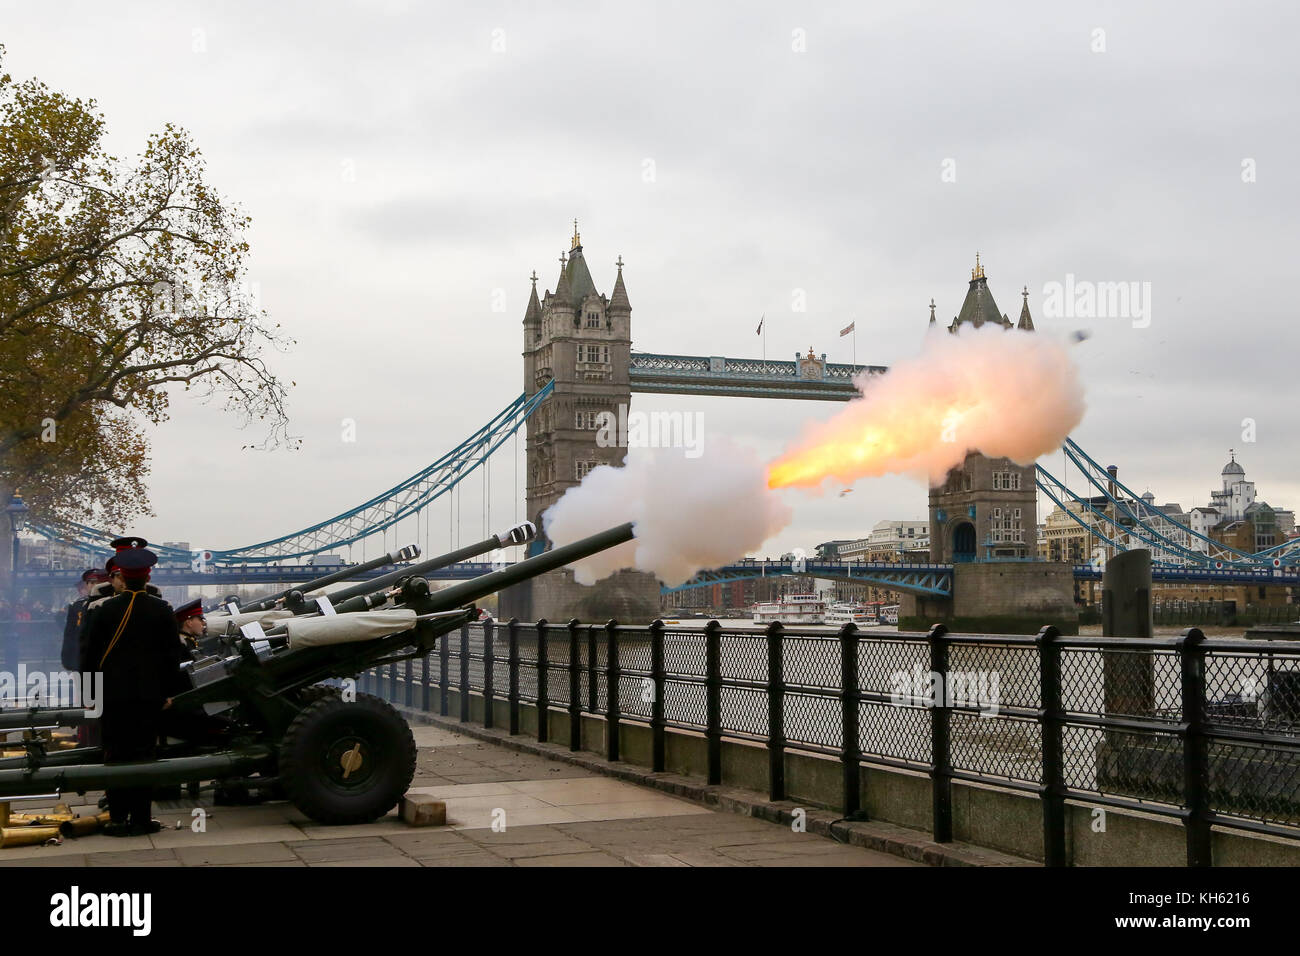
[
  {"xmin": 928, "ymin": 298, "xmax": 936, "ymax": 327},
  {"xmin": 1017, "ymin": 285, "xmax": 1035, "ymax": 331},
  {"xmin": 953, "ymin": 256, "xmax": 1000, "ymax": 331},
  {"xmin": 609, "ymin": 254, "xmax": 631, "ymax": 312},
  {"xmin": 524, "ymin": 270, "xmax": 541, "ymax": 324},
  {"xmin": 572, "ymin": 218, "xmax": 581, "ymax": 251},
  {"xmin": 554, "ymin": 251, "xmax": 571, "ymax": 303},
  {"xmin": 565, "ymin": 240, "xmax": 597, "ymax": 306}
]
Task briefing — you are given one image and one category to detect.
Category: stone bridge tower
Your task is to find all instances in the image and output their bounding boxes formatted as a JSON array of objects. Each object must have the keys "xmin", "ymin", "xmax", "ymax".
[
  {"xmin": 903, "ymin": 255, "xmax": 1077, "ymax": 634},
  {"xmin": 501, "ymin": 223, "xmax": 660, "ymax": 623},
  {"xmin": 928, "ymin": 255, "xmax": 1040, "ymax": 564}
]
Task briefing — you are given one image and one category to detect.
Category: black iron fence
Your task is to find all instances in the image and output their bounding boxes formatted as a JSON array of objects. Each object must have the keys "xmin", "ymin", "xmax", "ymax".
[
  {"xmin": 362, "ymin": 619, "xmax": 1300, "ymax": 867},
  {"xmin": 1151, "ymin": 601, "xmax": 1297, "ymax": 627}
]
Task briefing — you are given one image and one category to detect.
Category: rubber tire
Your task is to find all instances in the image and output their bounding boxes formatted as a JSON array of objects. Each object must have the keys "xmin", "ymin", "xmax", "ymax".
[
  {"xmin": 295, "ymin": 683, "xmax": 343, "ymax": 707},
  {"xmin": 279, "ymin": 693, "xmax": 416, "ymax": 825}
]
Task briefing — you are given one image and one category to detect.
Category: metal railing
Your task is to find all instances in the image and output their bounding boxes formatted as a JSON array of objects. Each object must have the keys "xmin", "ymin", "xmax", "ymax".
[{"xmin": 361, "ymin": 618, "xmax": 1300, "ymax": 866}]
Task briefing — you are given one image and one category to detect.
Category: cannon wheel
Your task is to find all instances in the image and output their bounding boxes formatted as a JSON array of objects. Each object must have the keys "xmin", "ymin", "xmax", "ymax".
[
  {"xmin": 294, "ymin": 684, "xmax": 342, "ymax": 707},
  {"xmin": 278, "ymin": 693, "xmax": 416, "ymax": 825}
]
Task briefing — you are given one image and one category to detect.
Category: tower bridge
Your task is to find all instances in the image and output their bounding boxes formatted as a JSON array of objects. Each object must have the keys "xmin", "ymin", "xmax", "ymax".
[{"xmin": 22, "ymin": 229, "xmax": 1300, "ymax": 624}]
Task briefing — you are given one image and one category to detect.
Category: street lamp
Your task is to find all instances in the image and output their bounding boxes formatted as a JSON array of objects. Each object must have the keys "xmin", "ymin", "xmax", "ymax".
[
  {"xmin": 6, "ymin": 492, "xmax": 29, "ymax": 578},
  {"xmin": 4, "ymin": 493, "xmax": 29, "ymax": 670}
]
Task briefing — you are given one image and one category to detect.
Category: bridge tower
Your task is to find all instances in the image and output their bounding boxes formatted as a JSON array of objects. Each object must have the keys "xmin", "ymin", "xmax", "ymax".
[
  {"xmin": 928, "ymin": 256, "xmax": 1039, "ymax": 564},
  {"xmin": 903, "ymin": 256, "xmax": 1077, "ymax": 633},
  {"xmin": 502, "ymin": 224, "xmax": 660, "ymax": 622}
]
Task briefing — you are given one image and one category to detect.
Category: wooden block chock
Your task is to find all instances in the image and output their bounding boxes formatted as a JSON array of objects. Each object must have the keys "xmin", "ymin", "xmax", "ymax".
[{"xmin": 400, "ymin": 793, "xmax": 447, "ymax": 827}]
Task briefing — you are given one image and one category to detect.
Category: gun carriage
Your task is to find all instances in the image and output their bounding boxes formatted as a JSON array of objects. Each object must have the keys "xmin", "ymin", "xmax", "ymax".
[{"xmin": 0, "ymin": 521, "xmax": 632, "ymax": 827}]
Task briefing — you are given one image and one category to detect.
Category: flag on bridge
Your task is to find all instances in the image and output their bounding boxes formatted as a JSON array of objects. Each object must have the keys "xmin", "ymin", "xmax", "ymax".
[
  {"xmin": 756, "ymin": 314, "xmax": 764, "ymax": 335},
  {"xmin": 840, "ymin": 321, "xmax": 855, "ymax": 337}
]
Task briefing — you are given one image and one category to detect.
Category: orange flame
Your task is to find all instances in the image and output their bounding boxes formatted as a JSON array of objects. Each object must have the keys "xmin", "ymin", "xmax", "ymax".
[{"xmin": 766, "ymin": 327, "xmax": 1085, "ymax": 490}]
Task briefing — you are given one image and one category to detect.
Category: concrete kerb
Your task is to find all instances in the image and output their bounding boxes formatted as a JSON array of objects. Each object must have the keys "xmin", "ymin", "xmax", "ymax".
[{"xmin": 394, "ymin": 704, "xmax": 1035, "ymax": 868}]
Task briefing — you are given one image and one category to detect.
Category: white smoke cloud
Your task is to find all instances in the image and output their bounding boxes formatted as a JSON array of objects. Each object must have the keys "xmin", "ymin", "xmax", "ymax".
[{"xmin": 543, "ymin": 438, "xmax": 793, "ymax": 586}]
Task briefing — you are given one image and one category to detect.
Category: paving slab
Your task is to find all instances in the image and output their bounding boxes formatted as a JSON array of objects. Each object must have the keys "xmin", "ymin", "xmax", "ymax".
[
  {"xmin": 513, "ymin": 851, "xmax": 627, "ymax": 867},
  {"xmin": 174, "ymin": 843, "xmax": 299, "ymax": 865}
]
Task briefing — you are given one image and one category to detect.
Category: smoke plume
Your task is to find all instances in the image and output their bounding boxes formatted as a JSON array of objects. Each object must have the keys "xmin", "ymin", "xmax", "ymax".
[
  {"xmin": 543, "ymin": 438, "xmax": 793, "ymax": 587},
  {"xmin": 545, "ymin": 325, "xmax": 1086, "ymax": 585},
  {"xmin": 767, "ymin": 325, "xmax": 1086, "ymax": 489}
]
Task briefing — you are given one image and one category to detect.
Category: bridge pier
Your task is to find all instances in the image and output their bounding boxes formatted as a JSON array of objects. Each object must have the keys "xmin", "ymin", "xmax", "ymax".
[
  {"xmin": 499, "ymin": 568, "xmax": 660, "ymax": 624},
  {"xmin": 899, "ymin": 561, "xmax": 1078, "ymax": 634}
]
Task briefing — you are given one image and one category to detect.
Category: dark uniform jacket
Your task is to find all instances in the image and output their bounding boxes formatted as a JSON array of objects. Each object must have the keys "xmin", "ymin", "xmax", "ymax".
[
  {"xmin": 61, "ymin": 598, "xmax": 90, "ymax": 670},
  {"xmin": 75, "ymin": 583, "xmax": 163, "ymax": 673},
  {"xmin": 81, "ymin": 590, "xmax": 178, "ymax": 709}
]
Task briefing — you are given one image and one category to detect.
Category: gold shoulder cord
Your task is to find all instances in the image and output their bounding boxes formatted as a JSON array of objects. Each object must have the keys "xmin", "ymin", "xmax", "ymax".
[{"xmin": 98, "ymin": 591, "xmax": 140, "ymax": 669}]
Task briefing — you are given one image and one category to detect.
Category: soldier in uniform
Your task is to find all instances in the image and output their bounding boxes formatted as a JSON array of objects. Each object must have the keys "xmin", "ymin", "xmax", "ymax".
[
  {"xmin": 80, "ymin": 546, "xmax": 178, "ymax": 837},
  {"xmin": 61, "ymin": 569, "xmax": 107, "ymax": 672},
  {"xmin": 173, "ymin": 598, "xmax": 205, "ymax": 662}
]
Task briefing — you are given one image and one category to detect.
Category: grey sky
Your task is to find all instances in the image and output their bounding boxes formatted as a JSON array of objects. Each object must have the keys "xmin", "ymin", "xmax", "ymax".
[{"xmin": 5, "ymin": 0, "xmax": 1297, "ymax": 559}]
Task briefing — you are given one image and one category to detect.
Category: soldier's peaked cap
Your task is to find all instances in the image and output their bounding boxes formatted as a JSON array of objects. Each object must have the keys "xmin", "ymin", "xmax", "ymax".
[
  {"xmin": 174, "ymin": 598, "xmax": 203, "ymax": 621},
  {"xmin": 110, "ymin": 536, "xmax": 148, "ymax": 551},
  {"xmin": 114, "ymin": 547, "xmax": 158, "ymax": 578}
]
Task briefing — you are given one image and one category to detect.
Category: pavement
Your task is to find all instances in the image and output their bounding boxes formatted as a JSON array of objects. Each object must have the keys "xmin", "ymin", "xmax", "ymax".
[{"xmin": 0, "ymin": 726, "xmax": 921, "ymax": 867}]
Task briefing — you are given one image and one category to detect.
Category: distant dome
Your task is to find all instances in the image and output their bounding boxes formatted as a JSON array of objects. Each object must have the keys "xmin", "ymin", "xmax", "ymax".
[
  {"xmin": 1141, "ymin": 491, "xmax": 1155, "ymax": 503},
  {"xmin": 1222, "ymin": 455, "xmax": 1245, "ymax": 477}
]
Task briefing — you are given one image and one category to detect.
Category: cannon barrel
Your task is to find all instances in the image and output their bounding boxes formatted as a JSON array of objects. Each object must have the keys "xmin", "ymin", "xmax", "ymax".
[
  {"xmin": 0, "ymin": 746, "xmax": 275, "ymax": 797},
  {"xmin": 240, "ymin": 544, "xmax": 422, "ymax": 613},
  {"xmin": 302, "ymin": 520, "xmax": 537, "ymax": 612},
  {"xmin": 413, "ymin": 521, "xmax": 634, "ymax": 614},
  {"xmin": 0, "ymin": 708, "xmax": 88, "ymax": 732}
]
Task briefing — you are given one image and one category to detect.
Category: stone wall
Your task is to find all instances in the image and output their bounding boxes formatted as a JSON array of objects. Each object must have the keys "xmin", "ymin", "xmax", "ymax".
[
  {"xmin": 900, "ymin": 561, "xmax": 1078, "ymax": 634},
  {"xmin": 953, "ymin": 561, "xmax": 1077, "ymax": 620}
]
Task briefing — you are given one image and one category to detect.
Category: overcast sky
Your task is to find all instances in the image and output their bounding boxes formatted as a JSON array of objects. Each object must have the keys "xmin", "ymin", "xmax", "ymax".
[{"xmin": 5, "ymin": 1, "xmax": 1298, "ymax": 561}]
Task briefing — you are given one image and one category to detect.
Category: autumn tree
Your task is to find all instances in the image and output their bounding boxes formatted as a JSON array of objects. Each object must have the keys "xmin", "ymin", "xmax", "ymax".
[{"xmin": 0, "ymin": 44, "xmax": 294, "ymax": 555}]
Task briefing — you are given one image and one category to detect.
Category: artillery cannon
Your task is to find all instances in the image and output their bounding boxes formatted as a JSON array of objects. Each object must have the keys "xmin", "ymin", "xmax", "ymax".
[{"xmin": 0, "ymin": 522, "xmax": 633, "ymax": 827}]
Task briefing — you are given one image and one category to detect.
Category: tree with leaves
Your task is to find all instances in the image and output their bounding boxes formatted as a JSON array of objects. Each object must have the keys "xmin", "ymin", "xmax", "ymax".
[{"xmin": 0, "ymin": 45, "xmax": 294, "ymax": 559}]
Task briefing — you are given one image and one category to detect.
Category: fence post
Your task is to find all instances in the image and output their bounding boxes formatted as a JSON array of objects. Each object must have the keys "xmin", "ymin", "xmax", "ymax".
[
  {"xmin": 1036, "ymin": 625, "xmax": 1066, "ymax": 866},
  {"xmin": 1179, "ymin": 627, "xmax": 1212, "ymax": 867},
  {"xmin": 705, "ymin": 619, "xmax": 723, "ymax": 786},
  {"xmin": 650, "ymin": 619, "xmax": 666, "ymax": 772},
  {"xmin": 422, "ymin": 650, "xmax": 431, "ymax": 712},
  {"xmin": 766, "ymin": 621, "xmax": 786, "ymax": 802},
  {"xmin": 482, "ymin": 618, "xmax": 495, "ymax": 730},
  {"xmin": 404, "ymin": 657, "xmax": 413, "ymax": 708},
  {"xmin": 928, "ymin": 623, "xmax": 952, "ymax": 843},
  {"xmin": 606, "ymin": 619, "xmax": 621, "ymax": 762},
  {"xmin": 839, "ymin": 622, "xmax": 861, "ymax": 818},
  {"xmin": 536, "ymin": 619, "xmax": 549, "ymax": 744},
  {"xmin": 507, "ymin": 618, "xmax": 520, "ymax": 735},
  {"xmin": 587, "ymin": 624, "xmax": 599, "ymax": 713},
  {"xmin": 439, "ymin": 627, "xmax": 450, "ymax": 716},
  {"xmin": 459, "ymin": 622, "xmax": 471, "ymax": 722},
  {"xmin": 568, "ymin": 618, "xmax": 582, "ymax": 752}
]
